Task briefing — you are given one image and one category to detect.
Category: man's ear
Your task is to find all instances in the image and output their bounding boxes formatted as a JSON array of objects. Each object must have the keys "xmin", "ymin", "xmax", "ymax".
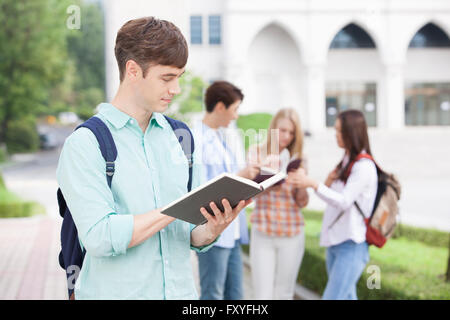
[
  {"xmin": 125, "ymin": 60, "xmax": 142, "ymax": 81},
  {"xmin": 214, "ymin": 101, "xmax": 226, "ymax": 113}
]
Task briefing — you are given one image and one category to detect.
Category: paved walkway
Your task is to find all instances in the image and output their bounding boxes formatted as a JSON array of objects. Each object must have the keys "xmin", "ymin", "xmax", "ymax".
[
  {"xmin": 0, "ymin": 217, "xmax": 67, "ymax": 299},
  {"xmin": 0, "ymin": 216, "xmax": 315, "ymax": 300},
  {"xmin": 0, "ymin": 216, "xmax": 262, "ymax": 300}
]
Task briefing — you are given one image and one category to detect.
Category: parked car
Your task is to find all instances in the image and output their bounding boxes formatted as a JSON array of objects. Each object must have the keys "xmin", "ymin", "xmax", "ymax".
[{"xmin": 39, "ymin": 132, "xmax": 58, "ymax": 150}]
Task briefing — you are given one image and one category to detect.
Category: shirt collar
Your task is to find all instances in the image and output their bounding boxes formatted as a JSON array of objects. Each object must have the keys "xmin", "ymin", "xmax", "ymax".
[
  {"xmin": 97, "ymin": 103, "xmax": 167, "ymax": 130},
  {"xmin": 150, "ymin": 112, "xmax": 167, "ymax": 129}
]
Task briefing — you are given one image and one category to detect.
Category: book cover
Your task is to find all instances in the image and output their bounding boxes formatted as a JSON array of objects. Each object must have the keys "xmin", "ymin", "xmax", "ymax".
[
  {"xmin": 253, "ymin": 157, "xmax": 302, "ymax": 185},
  {"xmin": 160, "ymin": 171, "xmax": 286, "ymax": 225}
]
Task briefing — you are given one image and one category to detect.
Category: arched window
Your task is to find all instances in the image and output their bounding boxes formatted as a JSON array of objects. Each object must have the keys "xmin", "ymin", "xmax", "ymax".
[
  {"xmin": 409, "ymin": 23, "xmax": 450, "ymax": 48},
  {"xmin": 329, "ymin": 23, "xmax": 376, "ymax": 49},
  {"xmin": 405, "ymin": 23, "xmax": 450, "ymax": 126},
  {"xmin": 326, "ymin": 24, "xmax": 378, "ymax": 127}
]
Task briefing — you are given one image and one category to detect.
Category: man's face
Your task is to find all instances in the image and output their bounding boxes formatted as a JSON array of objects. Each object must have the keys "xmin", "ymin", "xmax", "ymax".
[
  {"xmin": 219, "ymin": 100, "xmax": 241, "ymax": 128},
  {"xmin": 133, "ymin": 63, "xmax": 185, "ymax": 113}
]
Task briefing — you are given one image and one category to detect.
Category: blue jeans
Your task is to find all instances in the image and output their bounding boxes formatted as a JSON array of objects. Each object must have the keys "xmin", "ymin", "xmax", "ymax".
[
  {"xmin": 322, "ymin": 240, "xmax": 370, "ymax": 300},
  {"xmin": 197, "ymin": 240, "xmax": 243, "ymax": 300}
]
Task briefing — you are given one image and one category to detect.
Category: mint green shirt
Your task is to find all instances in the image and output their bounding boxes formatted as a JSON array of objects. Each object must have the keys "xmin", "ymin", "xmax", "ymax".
[{"xmin": 56, "ymin": 103, "xmax": 213, "ymax": 299}]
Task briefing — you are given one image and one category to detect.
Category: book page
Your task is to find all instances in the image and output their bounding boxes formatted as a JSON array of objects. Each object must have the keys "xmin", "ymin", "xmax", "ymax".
[{"xmin": 259, "ymin": 171, "xmax": 287, "ymax": 190}]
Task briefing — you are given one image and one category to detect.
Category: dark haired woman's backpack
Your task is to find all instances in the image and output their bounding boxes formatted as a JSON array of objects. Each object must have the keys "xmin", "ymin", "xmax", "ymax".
[{"xmin": 330, "ymin": 153, "xmax": 401, "ymax": 248}]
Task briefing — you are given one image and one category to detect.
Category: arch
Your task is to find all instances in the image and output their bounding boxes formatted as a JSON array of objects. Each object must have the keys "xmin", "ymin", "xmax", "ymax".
[
  {"xmin": 325, "ymin": 22, "xmax": 381, "ymax": 127},
  {"xmin": 329, "ymin": 23, "xmax": 376, "ymax": 49},
  {"xmin": 404, "ymin": 19, "xmax": 450, "ymax": 53},
  {"xmin": 325, "ymin": 20, "xmax": 381, "ymax": 53},
  {"xmin": 404, "ymin": 20, "xmax": 450, "ymax": 126},
  {"xmin": 243, "ymin": 22, "xmax": 306, "ymax": 119},
  {"xmin": 408, "ymin": 22, "xmax": 450, "ymax": 48},
  {"xmin": 245, "ymin": 19, "xmax": 303, "ymax": 59}
]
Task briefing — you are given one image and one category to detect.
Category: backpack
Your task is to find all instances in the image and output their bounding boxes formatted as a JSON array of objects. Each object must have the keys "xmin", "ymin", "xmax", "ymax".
[
  {"xmin": 329, "ymin": 153, "xmax": 401, "ymax": 248},
  {"xmin": 57, "ymin": 115, "xmax": 195, "ymax": 299}
]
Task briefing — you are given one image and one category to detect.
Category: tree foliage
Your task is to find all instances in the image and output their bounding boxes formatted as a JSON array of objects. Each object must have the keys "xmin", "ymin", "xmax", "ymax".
[
  {"xmin": 0, "ymin": 0, "xmax": 71, "ymax": 143},
  {"xmin": 165, "ymin": 71, "xmax": 206, "ymax": 125},
  {"xmin": 65, "ymin": 0, "xmax": 105, "ymax": 119}
]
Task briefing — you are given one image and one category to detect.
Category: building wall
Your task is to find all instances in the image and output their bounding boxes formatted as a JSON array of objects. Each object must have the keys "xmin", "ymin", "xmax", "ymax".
[{"xmin": 103, "ymin": 0, "xmax": 450, "ymax": 132}]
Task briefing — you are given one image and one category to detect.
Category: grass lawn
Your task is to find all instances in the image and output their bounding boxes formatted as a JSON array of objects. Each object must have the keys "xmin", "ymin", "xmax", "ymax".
[
  {"xmin": 236, "ymin": 113, "xmax": 273, "ymax": 151},
  {"xmin": 243, "ymin": 208, "xmax": 450, "ymax": 300}
]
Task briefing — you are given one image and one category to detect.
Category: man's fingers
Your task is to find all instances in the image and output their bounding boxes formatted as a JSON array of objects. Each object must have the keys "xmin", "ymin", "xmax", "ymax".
[
  {"xmin": 209, "ymin": 202, "xmax": 225, "ymax": 224},
  {"xmin": 222, "ymin": 198, "xmax": 233, "ymax": 214},
  {"xmin": 200, "ymin": 207, "xmax": 215, "ymax": 223},
  {"xmin": 234, "ymin": 199, "xmax": 250, "ymax": 213}
]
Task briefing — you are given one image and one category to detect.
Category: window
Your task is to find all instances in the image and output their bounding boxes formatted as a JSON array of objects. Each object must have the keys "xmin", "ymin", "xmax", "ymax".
[
  {"xmin": 330, "ymin": 24, "xmax": 376, "ymax": 49},
  {"xmin": 326, "ymin": 82, "xmax": 377, "ymax": 127},
  {"xmin": 208, "ymin": 15, "xmax": 221, "ymax": 45},
  {"xmin": 190, "ymin": 16, "xmax": 202, "ymax": 44},
  {"xmin": 405, "ymin": 83, "xmax": 450, "ymax": 126},
  {"xmin": 409, "ymin": 23, "xmax": 450, "ymax": 48}
]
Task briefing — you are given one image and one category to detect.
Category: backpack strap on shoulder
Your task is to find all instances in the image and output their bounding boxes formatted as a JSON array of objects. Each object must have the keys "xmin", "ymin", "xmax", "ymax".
[
  {"xmin": 163, "ymin": 115, "xmax": 195, "ymax": 192},
  {"xmin": 344, "ymin": 153, "xmax": 374, "ymax": 182},
  {"xmin": 76, "ymin": 116, "xmax": 117, "ymax": 188}
]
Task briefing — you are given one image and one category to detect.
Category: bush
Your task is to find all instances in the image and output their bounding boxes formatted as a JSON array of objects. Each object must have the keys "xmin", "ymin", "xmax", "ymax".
[
  {"xmin": 0, "ymin": 146, "xmax": 7, "ymax": 163},
  {"xmin": 0, "ymin": 188, "xmax": 45, "ymax": 218},
  {"xmin": 5, "ymin": 118, "xmax": 40, "ymax": 154},
  {"xmin": 243, "ymin": 208, "xmax": 450, "ymax": 299},
  {"xmin": 75, "ymin": 87, "xmax": 104, "ymax": 120},
  {"xmin": 0, "ymin": 172, "xmax": 5, "ymax": 189},
  {"xmin": 392, "ymin": 223, "xmax": 448, "ymax": 248}
]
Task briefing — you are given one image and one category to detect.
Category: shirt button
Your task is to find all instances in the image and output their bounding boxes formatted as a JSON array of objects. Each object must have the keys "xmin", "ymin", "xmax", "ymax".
[{"xmin": 165, "ymin": 260, "xmax": 169, "ymax": 265}]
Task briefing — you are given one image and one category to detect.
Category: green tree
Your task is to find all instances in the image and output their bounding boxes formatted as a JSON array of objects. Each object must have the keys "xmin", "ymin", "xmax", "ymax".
[
  {"xmin": 0, "ymin": 0, "xmax": 71, "ymax": 143},
  {"xmin": 65, "ymin": 0, "xmax": 105, "ymax": 119},
  {"xmin": 166, "ymin": 71, "xmax": 206, "ymax": 124}
]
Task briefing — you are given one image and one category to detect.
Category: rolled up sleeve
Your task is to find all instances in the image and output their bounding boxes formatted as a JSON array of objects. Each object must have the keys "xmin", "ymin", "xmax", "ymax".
[
  {"xmin": 56, "ymin": 128, "xmax": 133, "ymax": 257},
  {"xmin": 189, "ymin": 223, "xmax": 219, "ymax": 253}
]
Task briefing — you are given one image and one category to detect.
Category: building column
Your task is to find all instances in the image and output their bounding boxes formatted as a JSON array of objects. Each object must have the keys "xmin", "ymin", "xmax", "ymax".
[
  {"xmin": 379, "ymin": 64, "xmax": 405, "ymax": 129},
  {"xmin": 304, "ymin": 64, "xmax": 326, "ymax": 133}
]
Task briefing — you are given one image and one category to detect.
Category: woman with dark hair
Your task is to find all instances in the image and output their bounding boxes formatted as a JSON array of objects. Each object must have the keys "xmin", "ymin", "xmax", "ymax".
[{"xmin": 288, "ymin": 109, "xmax": 378, "ymax": 300}]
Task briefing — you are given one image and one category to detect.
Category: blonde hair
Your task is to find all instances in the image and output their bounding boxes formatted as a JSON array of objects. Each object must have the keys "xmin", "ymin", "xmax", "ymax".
[{"xmin": 258, "ymin": 108, "xmax": 304, "ymax": 160}]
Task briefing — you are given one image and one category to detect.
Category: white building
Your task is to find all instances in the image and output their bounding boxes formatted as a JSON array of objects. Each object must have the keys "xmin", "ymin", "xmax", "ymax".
[{"xmin": 103, "ymin": 0, "xmax": 450, "ymax": 133}]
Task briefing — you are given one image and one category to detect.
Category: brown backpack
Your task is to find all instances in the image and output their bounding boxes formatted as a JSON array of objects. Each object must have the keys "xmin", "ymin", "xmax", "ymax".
[{"xmin": 329, "ymin": 154, "xmax": 401, "ymax": 248}]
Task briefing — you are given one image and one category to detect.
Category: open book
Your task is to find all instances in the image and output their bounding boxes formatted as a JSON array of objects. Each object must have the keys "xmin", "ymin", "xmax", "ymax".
[
  {"xmin": 253, "ymin": 157, "xmax": 302, "ymax": 186},
  {"xmin": 160, "ymin": 171, "xmax": 288, "ymax": 225}
]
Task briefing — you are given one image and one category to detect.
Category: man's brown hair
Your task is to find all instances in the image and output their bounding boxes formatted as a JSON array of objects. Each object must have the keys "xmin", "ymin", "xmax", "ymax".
[
  {"xmin": 114, "ymin": 17, "xmax": 188, "ymax": 82},
  {"xmin": 204, "ymin": 81, "xmax": 244, "ymax": 113}
]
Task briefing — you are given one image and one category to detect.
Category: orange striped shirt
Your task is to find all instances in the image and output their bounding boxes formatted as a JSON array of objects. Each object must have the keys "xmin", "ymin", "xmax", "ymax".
[{"xmin": 251, "ymin": 182, "xmax": 305, "ymax": 237}]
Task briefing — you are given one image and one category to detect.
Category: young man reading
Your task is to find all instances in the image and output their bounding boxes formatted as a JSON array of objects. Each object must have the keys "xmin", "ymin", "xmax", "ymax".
[
  {"xmin": 193, "ymin": 81, "xmax": 260, "ymax": 300},
  {"xmin": 56, "ymin": 17, "xmax": 251, "ymax": 300}
]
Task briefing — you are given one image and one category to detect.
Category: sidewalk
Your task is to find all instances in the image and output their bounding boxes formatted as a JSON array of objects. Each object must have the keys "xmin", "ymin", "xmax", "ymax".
[
  {"xmin": 0, "ymin": 216, "xmax": 319, "ymax": 300},
  {"xmin": 0, "ymin": 217, "xmax": 67, "ymax": 299}
]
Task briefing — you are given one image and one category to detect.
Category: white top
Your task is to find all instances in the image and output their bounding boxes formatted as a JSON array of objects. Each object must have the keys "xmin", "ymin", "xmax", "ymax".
[{"xmin": 315, "ymin": 155, "xmax": 378, "ymax": 247}]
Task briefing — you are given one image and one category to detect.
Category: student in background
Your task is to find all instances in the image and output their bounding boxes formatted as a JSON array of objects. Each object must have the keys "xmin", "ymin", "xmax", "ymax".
[
  {"xmin": 290, "ymin": 109, "xmax": 377, "ymax": 300},
  {"xmin": 192, "ymin": 81, "xmax": 260, "ymax": 300},
  {"xmin": 247, "ymin": 108, "xmax": 309, "ymax": 300}
]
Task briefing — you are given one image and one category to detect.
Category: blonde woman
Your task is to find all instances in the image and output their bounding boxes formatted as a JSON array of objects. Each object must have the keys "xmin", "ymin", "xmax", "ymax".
[{"xmin": 247, "ymin": 108, "xmax": 309, "ymax": 300}]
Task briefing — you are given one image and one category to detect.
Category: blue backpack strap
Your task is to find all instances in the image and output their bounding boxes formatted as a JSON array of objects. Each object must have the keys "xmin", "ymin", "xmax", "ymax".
[
  {"xmin": 163, "ymin": 115, "xmax": 195, "ymax": 192},
  {"xmin": 76, "ymin": 116, "xmax": 117, "ymax": 187},
  {"xmin": 58, "ymin": 116, "xmax": 117, "ymax": 299}
]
